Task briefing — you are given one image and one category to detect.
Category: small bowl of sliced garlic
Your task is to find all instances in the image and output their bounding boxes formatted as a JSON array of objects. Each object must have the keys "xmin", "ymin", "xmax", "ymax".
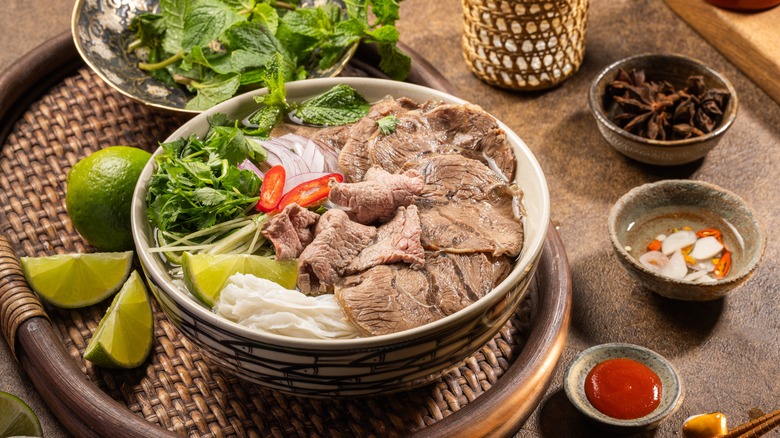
[{"xmin": 608, "ymin": 179, "xmax": 765, "ymax": 301}]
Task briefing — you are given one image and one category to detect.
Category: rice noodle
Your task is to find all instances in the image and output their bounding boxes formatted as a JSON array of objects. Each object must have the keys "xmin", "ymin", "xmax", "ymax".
[{"xmin": 213, "ymin": 273, "xmax": 361, "ymax": 339}]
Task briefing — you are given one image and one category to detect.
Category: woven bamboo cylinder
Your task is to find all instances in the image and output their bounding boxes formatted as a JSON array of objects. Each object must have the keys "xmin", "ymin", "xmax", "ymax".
[{"xmin": 461, "ymin": 0, "xmax": 590, "ymax": 90}]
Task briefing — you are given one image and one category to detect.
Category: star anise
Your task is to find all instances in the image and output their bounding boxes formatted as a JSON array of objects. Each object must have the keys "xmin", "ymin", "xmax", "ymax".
[{"xmin": 605, "ymin": 68, "xmax": 731, "ymax": 141}]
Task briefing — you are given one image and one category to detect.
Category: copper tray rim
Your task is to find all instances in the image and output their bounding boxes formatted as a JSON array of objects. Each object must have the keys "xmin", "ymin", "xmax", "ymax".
[{"xmin": 0, "ymin": 31, "xmax": 572, "ymax": 438}]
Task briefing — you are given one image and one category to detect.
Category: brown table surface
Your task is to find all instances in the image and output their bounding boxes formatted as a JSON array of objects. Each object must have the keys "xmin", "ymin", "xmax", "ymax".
[{"xmin": 2, "ymin": 1, "xmax": 779, "ymax": 437}]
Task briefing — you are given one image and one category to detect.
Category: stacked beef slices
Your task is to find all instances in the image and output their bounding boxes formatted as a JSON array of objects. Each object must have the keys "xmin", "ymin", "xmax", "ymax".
[{"xmin": 262, "ymin": 96, "xmax": 524, "ymax": 336}]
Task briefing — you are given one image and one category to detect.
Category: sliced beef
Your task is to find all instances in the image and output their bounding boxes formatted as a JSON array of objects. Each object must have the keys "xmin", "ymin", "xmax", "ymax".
[
  {"xmin": 367, "ymin": 110, "xmax": 442, "ymax": 174},
  {"xmin": 297, "ymin": 209, "xmax": 376, "ymax": 295},
  {"xmin": 424, "ymin": 104, "xmax": 516, "ymax": 180},
  {"xmin": 404, "ymin": 153, "xmax": 524, "ymax": 257},
  {"xmin": 426, "ymin": 252, "xmax": 511, "ymax": 315},
  {"xmin": 336, "ymin": 265, "xmax": 443, "ymax": 336},
  {"xmin": 335, "ymin": 252, "xmax": 511, "ymax": 336},
  {"xmin": 338, "ymin": 97, "xmax": 420, "ymax": 182},
  {"xmin": 310, "ymin": 125, "xmax": 350, "ymax": 152},
  {"xmin": 408, "ymin": 154, "xmax": 508, "ymax": 202},
  {"xmin": 328, "ymin": 167, "xmax": 424, "ymax": 224},
  {"xmin": 261, "ymin": 203, "xmax": 320, "ymax": 260},
  {"xmin": 416, "ymin": 201, "xmax": 524, "ymax": 257},
  {"xmin": 346, "ymin": 205, "xmax": 425, "ymax": 274}
]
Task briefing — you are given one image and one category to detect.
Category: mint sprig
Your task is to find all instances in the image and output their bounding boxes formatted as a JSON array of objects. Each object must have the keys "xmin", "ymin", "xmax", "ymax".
[{"xmin": 129, "ymin": 0, "xmax": 411, "ymax": 110}]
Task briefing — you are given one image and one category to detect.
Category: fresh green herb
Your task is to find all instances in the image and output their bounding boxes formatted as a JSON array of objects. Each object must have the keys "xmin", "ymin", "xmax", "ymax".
[
  {"xmin": 146, "ymin": 125, "xmax": 263, "ymax": 234},
  {"xmin": 377, "ymin": 114, "xmax": 399, "ymax": 134},
  {"xmin": 128, "ymin": 0, "xmax": 411, "ymax": 110}
]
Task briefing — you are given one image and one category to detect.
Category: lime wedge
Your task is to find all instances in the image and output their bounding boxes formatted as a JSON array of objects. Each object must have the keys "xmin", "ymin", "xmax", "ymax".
[
  {"xmin": 83, "ymin": 271, "xmax": 153, "ymax": 368},
  {"xmin": 0, "ymin": 391, "xmax": 42, "ymax": 437},
  {"xmin": 20, "ymin": 251, "xmax": 134, "ymax": 308},
  {"xmin": 155, "ymin": 229, "xmax": 183, "ymax": 265},
  {"xmin": 181, "ymin": 253, "xmax": 298, "ymax": 307}
]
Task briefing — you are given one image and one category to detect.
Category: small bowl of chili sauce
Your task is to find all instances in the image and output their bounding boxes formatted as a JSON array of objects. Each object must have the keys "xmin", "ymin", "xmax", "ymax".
[{"xmin": 564, "ymin": 343, "xmax": 684, "ymax": 431}]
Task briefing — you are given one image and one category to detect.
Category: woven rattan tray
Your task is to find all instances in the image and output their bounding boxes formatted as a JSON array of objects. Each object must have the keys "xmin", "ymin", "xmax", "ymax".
[{"xmin": 0, "ymin": 32, "xmax": 571, "ymax": 437}]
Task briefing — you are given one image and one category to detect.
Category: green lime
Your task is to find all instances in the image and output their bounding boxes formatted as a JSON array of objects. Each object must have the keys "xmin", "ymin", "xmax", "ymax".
[
  {"xmin": 0, "ymin": 391, "xmax": 42, "ymax": 437},
  {"xmin": 156, "ymin": 229, "xmax": 183, "ymax": 265},
  {"xmin": 181, "ymin": 252, "xmax": 298, "ymax": 307},
  {"xmin": 83, "ymin": 270, "xmax": 153, "ymax": 368},
  {"xmin": 66, "ymin": 146, "xmax": 151, "ymax": 252},
  {"xmin": 20, "ymin": 251, "xmax": 134, "ymax": 308}
]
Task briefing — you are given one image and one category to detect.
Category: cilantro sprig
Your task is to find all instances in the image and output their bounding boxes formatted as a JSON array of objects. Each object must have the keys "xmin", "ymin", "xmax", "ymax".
[{"xmin": 129, "ymin": 0, "xmax": 410, "ymax": 110}]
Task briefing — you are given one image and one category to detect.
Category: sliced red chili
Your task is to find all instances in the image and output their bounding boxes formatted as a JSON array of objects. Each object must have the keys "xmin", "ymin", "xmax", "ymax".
[
  {"xmin": 277, "ymin": 173, "xmax": 343, "ymax": 211},
  {"xmin": 713, "ymin": 250, "xmax": 731, "ymax": 279},
  {"xmin": 696, "ymin": 228, "xmax": 723, "ymax": 242},
  {"xmin": 256, "ymin": 165, "xmax": 286, "ymax": 213}
]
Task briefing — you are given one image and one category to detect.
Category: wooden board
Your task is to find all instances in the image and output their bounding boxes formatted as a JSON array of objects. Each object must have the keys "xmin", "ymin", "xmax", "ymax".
[{"xmin": 666, "ymin": 0, "xmax": 780, "ymax": 104}]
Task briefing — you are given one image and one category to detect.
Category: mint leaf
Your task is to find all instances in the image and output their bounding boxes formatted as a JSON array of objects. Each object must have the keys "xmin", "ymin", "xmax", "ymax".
[
  {"xmin": 182, "ymin": 46, "xmax": 235, "ymax": 74},
  {"xmin": 160, "ymin": 0, "xmax": 189, "ymax": 54},
  {"xmin": 185, "ymin": 74, "xmax": 241, "ymax": 110},
  {"xmin": 250, "ymin": 3, "xmax": 279, "ymax": 34},
  {"xmin": 221, "ymin": 21, "xmax": 294, "ymax": 68},
  {"xmin": 295, "ymin": 84, "xmax": 370, "ymax": 126},
  {"xmin": 365, "ymin": 25, "xmax": 398, "ymax": 44},
  {"xmin": 182, "ymin": 0, "xmax": 246, "ymax": 51},
  {"xmin": 369, "ymin": 0, "xmax": 400, "ymax": 26},
  {"xmin": 129, "ymin": 13, "xmax": 166, "ymax": 48},
  {"xmin": 378, "ymin": 42, "xmax": 411, "ymax": 81},
  {"xmin": 377, "ymin": 115, "xmax": 399, "ymax": 134}
]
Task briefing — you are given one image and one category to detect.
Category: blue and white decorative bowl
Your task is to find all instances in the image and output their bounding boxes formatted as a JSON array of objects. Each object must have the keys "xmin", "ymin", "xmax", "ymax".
[
  {"xmin": 72, "ymin": 0, "xmax": 357, "ymax": 115},
  {"xmin": 131, "ymin": 78, "xmax": 551, "ymax": 397}
]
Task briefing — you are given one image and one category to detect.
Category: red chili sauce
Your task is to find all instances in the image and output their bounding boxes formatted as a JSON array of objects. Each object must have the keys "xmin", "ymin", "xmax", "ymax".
[{"xmin": 584, "ymin": 358, "xmax": 662, "ymax": 420}]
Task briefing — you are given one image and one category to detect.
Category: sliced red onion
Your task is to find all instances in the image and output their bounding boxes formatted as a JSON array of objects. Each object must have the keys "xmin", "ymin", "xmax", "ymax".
[
  {"xmin": 253, "ymin": 137, "xmax": 310, "ymax": 176},
  {"xmin": 238, "ymin": 159, "xmax": 264, "ymax": 178}
]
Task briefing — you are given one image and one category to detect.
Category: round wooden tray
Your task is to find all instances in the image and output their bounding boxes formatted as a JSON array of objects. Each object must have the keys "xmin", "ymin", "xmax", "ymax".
[{"xmin": 0, "ymin": 32, "xmax": 571, "ymax": 437}]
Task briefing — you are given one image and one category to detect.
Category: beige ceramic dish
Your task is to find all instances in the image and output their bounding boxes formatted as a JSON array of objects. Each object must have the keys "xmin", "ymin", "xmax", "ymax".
[
  {"xmin": 131, "ymin": 77, "xmax": 551, "ymax": 397},
  {"xmin": 564, "ymin": 343, "xmax": 684, "ymax": 432},
  {"xmin": 609, "ymin": 179, "xmax": 764, "ymax": 301},
  {"xmin": 589, "ymin": 54, "xmax": 737, "ymax": 166}
]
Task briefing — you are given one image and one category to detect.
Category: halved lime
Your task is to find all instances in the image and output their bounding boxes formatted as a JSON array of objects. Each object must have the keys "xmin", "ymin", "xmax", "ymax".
[
  {"xmin": 181, "ymin": 253, "xmax": 298, "ymax": 307},
  {"xmin": 83, "ymin": 270, "xmax": 153, "ymax": 369},
  {"xmin": 0, "ymin": 391, "xmax": 42, "ymax": 437},
  {"xmin": 20, "ymin": 251, "xmax": 134, "ymax": 308}
]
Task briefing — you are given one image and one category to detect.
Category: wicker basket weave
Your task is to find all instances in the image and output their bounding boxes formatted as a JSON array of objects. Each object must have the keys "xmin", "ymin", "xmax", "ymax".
[{"xmin": 461, "ymin": 0, "xmax": 589, "ymax": 90}]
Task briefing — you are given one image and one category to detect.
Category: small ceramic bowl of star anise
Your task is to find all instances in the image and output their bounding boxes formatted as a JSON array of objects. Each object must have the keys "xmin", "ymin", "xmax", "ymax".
[{"xmin": 589, "ymin": 53, "xmax": 738, "ymax": 166}]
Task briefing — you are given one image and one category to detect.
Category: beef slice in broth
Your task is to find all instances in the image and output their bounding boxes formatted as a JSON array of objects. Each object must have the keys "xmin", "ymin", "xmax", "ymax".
[
  {"xmin": 338, "ymin": 97, "xmax": 421, "ymax": 182},
  {"xmin": 407, "ymin": 154, "xmax": 524, "ymax": 257},
  {"xmin": 346, "ymin": 205, "xmax": 425, "ymax": 274},
  {"xmin": 297, "ymin": 209, "xmax": 376, "ymax": 295},
  {"xmin": 328, "ymin": 167, "xmax": 424, "ymax": 224},
  {"xmin": 336, "ymin": 252, "xmax": 511, "ymax": 336},
  {"xmin": 261, "ymin": 203, "xmax": 320, "ymax": 260}
]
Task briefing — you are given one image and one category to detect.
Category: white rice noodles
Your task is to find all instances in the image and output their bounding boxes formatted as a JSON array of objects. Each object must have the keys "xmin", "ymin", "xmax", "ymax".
[{"xmin": 214, "ymin": 273, "xmax": 360, "ymax": 339}]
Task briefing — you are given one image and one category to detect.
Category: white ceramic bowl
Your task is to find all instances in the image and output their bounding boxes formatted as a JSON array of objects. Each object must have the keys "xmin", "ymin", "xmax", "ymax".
[{"xmin": 131, "ymin": 77, "xmax": 550, "ymax": 396}]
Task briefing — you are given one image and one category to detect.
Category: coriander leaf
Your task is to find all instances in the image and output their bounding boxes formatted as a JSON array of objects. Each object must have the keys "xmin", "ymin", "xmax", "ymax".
[
  {"xmin": 377, "ymin": 42, "xmax": 411, "ymax": 81},
  {"xmin": 207, "ymin": 125, "xmax": 265, "ymax": 164},
  {"xmin": 222, "ymin": 166, "xmax": 262, "ymax": 195},
  {"xmin": 185, "ymin": 74, "xmax": 241, "ymax": 110},
  {"xmin": 295, "ymin": 84, "xmax": 370, "ymax": 126},
  {"xmin": 160, "ymin": 0, "xmax": 189, "ymax": 54},
  {"xmin": 369, "ymin": 0, "xmax": 400, "ymax": 26},
  {"xmin": 194, "ymin": 187, "xmax": 227, "ymax": 206},
  {"xmin": 377, "ymin": 115, "xmax": 399, "ymax": 135},
  {"xmin": 182, "ymin": 0, "xmax": 246, "ymax": 51}
]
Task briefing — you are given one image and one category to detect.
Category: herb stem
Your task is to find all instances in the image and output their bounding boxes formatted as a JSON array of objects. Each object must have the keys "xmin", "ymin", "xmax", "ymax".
[
  {"xmin": 127, "ymin": 39, "xmax": 144, "ymax": 52},
  {"xmin": 139, "ymin": 52, "xmax": 184, "ymax": 71},
  {"xmin": 275, "ymin": 1, "xmax": 296, "ymax": 11}
]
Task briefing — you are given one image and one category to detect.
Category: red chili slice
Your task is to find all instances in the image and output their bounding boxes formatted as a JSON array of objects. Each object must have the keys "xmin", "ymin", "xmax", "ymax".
[
  {"xmin": 277, "ymin": 173, "xmax": 343, "ymax": 211},
  {"xmin": 713, "ymin": 250, "xmax": 731, "ymax": 279},
  {"xmin": 256, "ymin": 165, "xmax": 286, "ymax": 213},
  {"xmin": 696, "ymin": 228, "xmax": 723, "ymax": 243},
  {"xmin": 647, "ymin": 239, "xmax": 662, "ymax": 252}
]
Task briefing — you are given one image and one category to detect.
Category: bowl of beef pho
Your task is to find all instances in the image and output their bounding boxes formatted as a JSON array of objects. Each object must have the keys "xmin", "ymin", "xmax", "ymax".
[{"xmin": 132, "ymin": 77, "xmax": 550, "ymax": 396}]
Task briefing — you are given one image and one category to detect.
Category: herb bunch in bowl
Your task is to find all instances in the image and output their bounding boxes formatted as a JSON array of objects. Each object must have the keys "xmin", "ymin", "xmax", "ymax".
[{"xmin": 128, "ymin": 0, "xmax": 410, "ymax": 110}]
